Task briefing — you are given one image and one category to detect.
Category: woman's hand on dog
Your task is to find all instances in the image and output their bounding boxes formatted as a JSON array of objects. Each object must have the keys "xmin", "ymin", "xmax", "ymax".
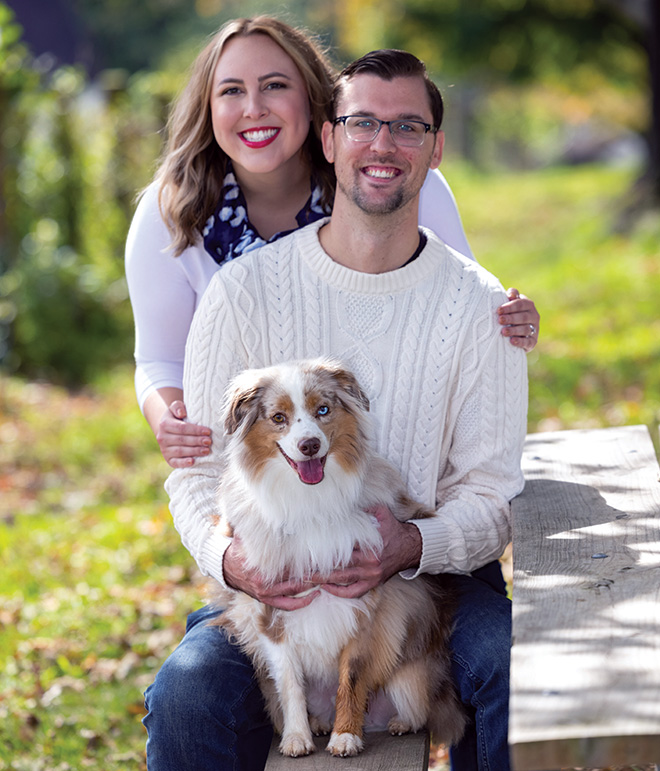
[
  {"xmin": 319, "ymin": 505, "xmax": 423, "ymax": 599},
  {"xmin": 223, "ymin": 536, "xmax": 321, "ymax": 610},
  {"xmin": 156, "ymin": 400, "xmax": 213, "ymax": 469},
  {"xmin": 143, "ymin": 388, "xmax": 212, "ymax": 468}
]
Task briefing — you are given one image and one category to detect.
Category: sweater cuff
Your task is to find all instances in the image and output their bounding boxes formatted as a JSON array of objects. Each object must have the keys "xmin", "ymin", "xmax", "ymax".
[
  {"xmin": 199, "ymin": 527, "xmax": 232, "ymax": 588},
  {"xmin": 399, "ymin": 517, "xmax": 454, "ymax": 579}
]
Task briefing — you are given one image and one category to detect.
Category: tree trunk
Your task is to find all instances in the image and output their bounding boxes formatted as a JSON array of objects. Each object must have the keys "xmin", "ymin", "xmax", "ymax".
[{"xmin": 648, "ymin": 0, "xmax": 660, "ymax": 198}]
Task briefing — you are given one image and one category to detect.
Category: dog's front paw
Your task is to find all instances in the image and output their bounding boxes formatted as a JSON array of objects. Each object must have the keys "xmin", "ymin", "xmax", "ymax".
[
  {"xmin": 309, "ymin": 715, "xmax": 332, "ymax": 736},
  {"xmin": 387, "ymin": 717, "xmax": 413, "ymax": 736},
  {"xmin": 326, "ymin": 731, "xmax": 364, "ymax": 757},
  {"xmin": 279, "ymin": 731, "xmax": 315, "ymax": 757}
]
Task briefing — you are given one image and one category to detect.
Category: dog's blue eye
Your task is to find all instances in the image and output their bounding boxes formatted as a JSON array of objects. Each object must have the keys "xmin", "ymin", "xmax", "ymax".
[
  {"xmin": 317, "ymin": 405, "xmax": 329, "ymax": 417},
  {"xmin": 272, "ymin": 413, "xmax": 286, "ymax": 424}
]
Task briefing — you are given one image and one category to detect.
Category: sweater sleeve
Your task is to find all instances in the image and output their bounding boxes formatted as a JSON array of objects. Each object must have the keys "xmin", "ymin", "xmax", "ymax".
[
  {"xmin": 163, "ymin": 271, "xmax": 246, "ymax": 586},
  {"xmin": 125, "ymin": 183, "xmax": 198, "ymax": 412},
  {"xmin": 418, "ymin": 169, "xmax": 474, "ymax": 261},
  {"xmin": 405, "ymin": 289, "xmax": 527, "ymax": 576}
]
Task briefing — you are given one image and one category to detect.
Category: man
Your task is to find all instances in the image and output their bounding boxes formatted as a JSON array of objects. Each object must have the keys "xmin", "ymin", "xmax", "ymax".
[{"xmin": 147, "ymin": 50, "xmax": 528, "ymax": 771}]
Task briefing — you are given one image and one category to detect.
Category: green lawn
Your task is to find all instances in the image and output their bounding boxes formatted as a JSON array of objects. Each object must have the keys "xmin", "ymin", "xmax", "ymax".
[
  {"xmin": 1, "ymin": 162, "xmax": 659, "ymax": 770},
  {"xmin": 446, "ymin": 161, "xmax": 660, "ymax": 442},
  {"xmin": 0, "ymin": 374, "xmax": 192, "ymax": 770}
]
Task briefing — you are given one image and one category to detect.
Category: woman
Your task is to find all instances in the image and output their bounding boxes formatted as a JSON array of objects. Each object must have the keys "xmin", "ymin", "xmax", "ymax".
[{"xmin": 125, "ymin": 16, "xmax": 539, "ymax": 470}]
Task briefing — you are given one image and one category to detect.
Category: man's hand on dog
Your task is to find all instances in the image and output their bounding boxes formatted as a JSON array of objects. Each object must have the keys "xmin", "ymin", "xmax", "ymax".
[
  {"xmin": 224, "ymin": 506, "xmax": 422, "ymax": 607},
  {"xmin": 223, "ymin": 536, "xmax": 321, "ymax": 610},
  {"xmin": 318, "ymin": 505, "xmax": 423, "ymax": 599}
]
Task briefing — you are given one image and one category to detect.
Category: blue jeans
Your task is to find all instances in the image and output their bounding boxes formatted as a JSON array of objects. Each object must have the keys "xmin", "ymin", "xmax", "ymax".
[
  {"xmin": 449, "ymin": 564, "xmax": 511, "ymax": 770},
  {"xmin": 143, "ymin": 565, "xmax": 511, "ymax": 771}
]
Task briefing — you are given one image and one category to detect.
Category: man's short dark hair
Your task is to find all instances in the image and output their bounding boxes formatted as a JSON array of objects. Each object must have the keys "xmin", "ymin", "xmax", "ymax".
[{"xmin": 332, "ymin": 49, "xmax": 444, "ymax": 130}]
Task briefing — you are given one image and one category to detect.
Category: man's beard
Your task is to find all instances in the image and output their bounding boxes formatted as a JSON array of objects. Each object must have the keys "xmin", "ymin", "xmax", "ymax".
[
  {"xmin": 336, "ymin": 158, "xmax": 426, "ymax": 216},
  {"xmin": 337, "ymin": 175, "xmax": 410, "ymax": 216}
]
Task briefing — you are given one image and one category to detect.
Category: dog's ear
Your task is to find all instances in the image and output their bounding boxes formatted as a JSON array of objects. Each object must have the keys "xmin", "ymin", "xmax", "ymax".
[
  {"xmin": 324, "ymin": 360, "xmax": 370, "ymax": 412},
  {"xmin": 223, "ymin": 382, "xmax": 263, "ymax": 436}
]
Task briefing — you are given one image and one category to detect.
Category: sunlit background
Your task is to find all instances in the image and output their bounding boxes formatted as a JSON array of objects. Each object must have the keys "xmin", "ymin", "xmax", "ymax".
[{"xmin": 0, "ymin": 1, "xmax": 658, "ymax": 768}]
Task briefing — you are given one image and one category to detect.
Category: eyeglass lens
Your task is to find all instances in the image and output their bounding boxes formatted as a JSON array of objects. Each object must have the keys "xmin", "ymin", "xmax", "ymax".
[{"xmin": 344, "ymin": 116, "xmax": 428, "ymax": 146}]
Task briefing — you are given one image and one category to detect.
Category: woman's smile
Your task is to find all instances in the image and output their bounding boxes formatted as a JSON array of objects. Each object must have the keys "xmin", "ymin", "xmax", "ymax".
[{"xmin": 239, "ymin": 127, "xmax": 281, "ymax": 148}]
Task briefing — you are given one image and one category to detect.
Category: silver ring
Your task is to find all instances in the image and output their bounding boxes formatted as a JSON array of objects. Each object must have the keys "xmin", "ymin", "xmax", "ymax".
[{"xmin": 528, "ymin": 324, "xmax": 536, "ymax": 337}]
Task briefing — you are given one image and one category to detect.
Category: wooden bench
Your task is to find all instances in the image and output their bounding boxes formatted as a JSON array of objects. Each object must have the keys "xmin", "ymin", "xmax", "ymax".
[
  {"xmin": 510, "ymin": 425, "xmax": 660, "ymax": 770},
  {"xmin": 265, "ymin": 424, "xmax": 660, "ymax": 770},
  {"xmin": 265, "ymin": 731, "xmax": 430, "ymax": 770}
]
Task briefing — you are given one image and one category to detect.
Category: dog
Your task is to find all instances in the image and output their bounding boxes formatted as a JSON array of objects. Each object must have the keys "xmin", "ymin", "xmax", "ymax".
[{"xmin": 207, "ymin": 358, "xmax": 466, "ymax": 758}]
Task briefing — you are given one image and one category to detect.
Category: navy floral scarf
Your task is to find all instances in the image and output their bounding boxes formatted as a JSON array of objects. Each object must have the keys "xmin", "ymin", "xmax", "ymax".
[{"xmin": 203, "ymin": 163, "xmax": 328, "ymax": 266}]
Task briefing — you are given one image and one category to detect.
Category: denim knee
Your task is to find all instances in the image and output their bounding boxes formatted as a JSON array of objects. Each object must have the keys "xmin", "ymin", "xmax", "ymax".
[{"xmin": 143, "ymin": 607, "xmax": 273, "ymax": 771}]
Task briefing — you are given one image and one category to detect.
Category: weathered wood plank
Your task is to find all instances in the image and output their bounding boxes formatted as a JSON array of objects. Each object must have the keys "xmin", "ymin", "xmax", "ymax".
[
  {"xmin": 265, "ymin": 731, "xmax": 430, "ymax": 770},
  {"xmin": 510, "ymin": 425, "xmax": 660, "ymax": 771}
]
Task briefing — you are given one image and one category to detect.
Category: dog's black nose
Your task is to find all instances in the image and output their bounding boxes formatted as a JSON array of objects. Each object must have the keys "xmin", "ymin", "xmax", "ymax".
[{"xmin": 298, "ymin": 437, "xmax": 321, "ymax": 457}]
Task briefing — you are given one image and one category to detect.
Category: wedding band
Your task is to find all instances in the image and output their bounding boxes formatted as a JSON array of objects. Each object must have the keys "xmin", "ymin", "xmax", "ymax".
[{"xmin": 529, "ymin": 324, "xmax": 536, "ymax": 337}]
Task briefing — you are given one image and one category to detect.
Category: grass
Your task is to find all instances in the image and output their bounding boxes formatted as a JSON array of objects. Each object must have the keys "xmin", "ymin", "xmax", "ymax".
[
  {"xmin": 1, "ymin": 162, "xmax": 659, "ymax": 770},
  {"xmin": 0, "ymin": 374, "xmax": 198, "ymax": 770},
  {"xmin": 445, "ymin": 161, "xmax": 660, "ymax": 445}
]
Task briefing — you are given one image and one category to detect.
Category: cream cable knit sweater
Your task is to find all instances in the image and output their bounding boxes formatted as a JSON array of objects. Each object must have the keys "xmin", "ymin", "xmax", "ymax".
[{"xmin": 165, "ymin": 220, "xmax": 528, "ymax": 585}]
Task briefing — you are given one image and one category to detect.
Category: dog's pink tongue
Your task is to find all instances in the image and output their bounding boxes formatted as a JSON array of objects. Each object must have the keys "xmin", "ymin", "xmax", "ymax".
[{"xmin": 296, "ymin": 458, "xmax": 324, "ymax": 485}]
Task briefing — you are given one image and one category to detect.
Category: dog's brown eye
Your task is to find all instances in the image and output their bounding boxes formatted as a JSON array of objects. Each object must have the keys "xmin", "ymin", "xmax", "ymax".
[
  {"xmin": 317, "ymin": 405, "xmax": 330, "ymax": 417},
  {"xmin": 272, "ymin": 413, "xmax": 287, "ymax": 424}
]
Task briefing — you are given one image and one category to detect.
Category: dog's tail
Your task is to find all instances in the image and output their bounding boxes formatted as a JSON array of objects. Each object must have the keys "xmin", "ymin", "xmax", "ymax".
[
  {"xmin": 418, "ymin": 574, "xmax": 468, "ymax": 748},
  {"xmin": 426, "ymin": 651, "xmax": 468, "ymax": 747}
]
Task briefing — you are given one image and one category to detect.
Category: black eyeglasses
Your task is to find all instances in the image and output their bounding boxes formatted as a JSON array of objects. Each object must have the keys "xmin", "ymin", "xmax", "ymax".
[{"xmin": 333, "ymin": 115, "xmax": 437, "ymax": 147}]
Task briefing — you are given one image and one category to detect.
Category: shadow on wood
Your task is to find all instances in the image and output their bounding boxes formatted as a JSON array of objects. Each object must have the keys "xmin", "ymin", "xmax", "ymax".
[{"xmin": 510, "ymin": 426, "xmax": 660, "ymax": 770}]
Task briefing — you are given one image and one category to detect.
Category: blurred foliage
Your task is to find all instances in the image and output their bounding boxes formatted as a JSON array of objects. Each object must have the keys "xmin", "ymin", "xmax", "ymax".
[
  {"xmin": 0, "ymin": 4, "xmax": 176, "ymax": 385},
  {"xmin": 370, "ymin": 0, "xmax": 645, "ymax": 84},
  {"xmin": 455, "ymin": 74, "xmax": 648, "ymax": 171},
  {"xmin": 59, "ymin": 0, "xmax": 647, "ymax": 87},
  {"xmin": 65, "ymin": 0, "xmax": 337, "ymax": 73}
]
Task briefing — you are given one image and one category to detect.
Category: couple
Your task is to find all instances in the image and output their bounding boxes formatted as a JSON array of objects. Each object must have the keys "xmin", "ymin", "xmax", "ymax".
[{"xmin": 126, "ymin": 17, "xmax": 529, "ymax": 771}]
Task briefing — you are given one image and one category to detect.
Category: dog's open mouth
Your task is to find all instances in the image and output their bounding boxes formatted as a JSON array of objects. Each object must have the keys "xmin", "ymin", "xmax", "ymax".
[{"xmin": 279, "ymin": 448, "xmax": 327, "ymax": 485}]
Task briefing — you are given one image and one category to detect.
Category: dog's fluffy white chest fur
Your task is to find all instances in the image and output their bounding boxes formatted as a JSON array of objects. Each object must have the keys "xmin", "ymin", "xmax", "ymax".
[
  {"xmin": 226, "ymin": 590, "xmax": 369, "ymax": 683},
  {"xmin": 270, "ymin": 593, "xmax": 368, "ymax": 680}
]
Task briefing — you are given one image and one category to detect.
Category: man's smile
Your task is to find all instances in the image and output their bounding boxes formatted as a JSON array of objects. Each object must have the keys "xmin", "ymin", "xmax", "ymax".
[{"xmin": 362, "ymin": 166, "xmax": 401, "ymax": 180}]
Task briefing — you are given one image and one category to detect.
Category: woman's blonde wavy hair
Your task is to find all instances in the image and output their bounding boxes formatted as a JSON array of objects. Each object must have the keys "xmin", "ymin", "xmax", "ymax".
[{"xmin": 155, "ymin": 16, "xmax": 336, "ymax": 255}]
